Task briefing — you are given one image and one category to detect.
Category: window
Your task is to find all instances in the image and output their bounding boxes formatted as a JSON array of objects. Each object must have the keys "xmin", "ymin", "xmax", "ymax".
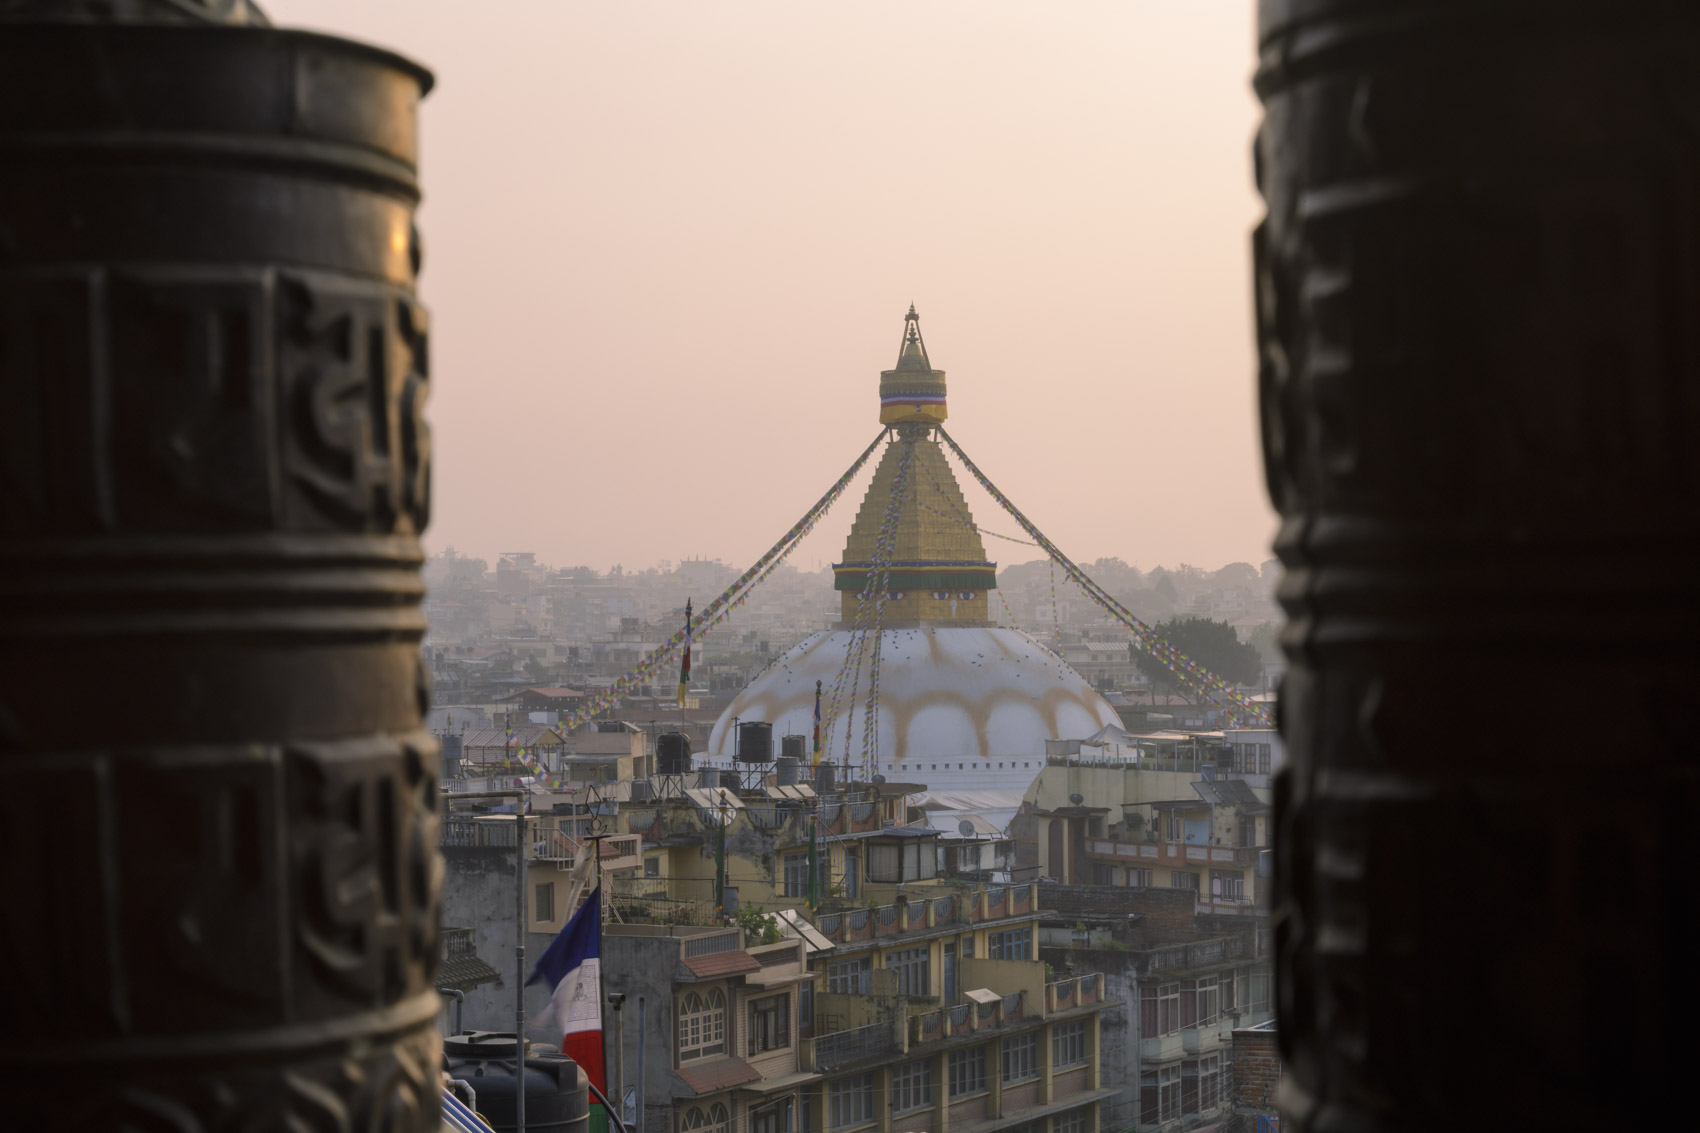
[
  {"xmin": 748, "ymin": 993, "xmax": 790, "ymax": 1054},
  {"xmin": 677, "ymin": 988, "xmax": 727, "ymax": 1062},
  {"xmin": 681, "ymin": 1103, "xmax": 730, "ymax": 1133},
  {"xmin": 1053, "ymin": 1108, "xmax": 1090, "ymax": 1133},
  {"xmin": 948, "ymin": 1047, "xmax": 987, "ymax": 1097},
  {"xmin": 988, "ymin": 926, "xmax": 1032, "ymax": 961},
  {"xmin": 1213, "ymin": 872, "xmax": 1244, "ymax": 900},
  {"xmin": 750, "ymin": 1101, "xmax": 792, "ymax": 1133},
  {"xmin": 1141, "ymin": 984, "xmax": 1180, "ymax": 1036},
  {"xmin": 1171, "ymin": 871, "xmax": 1199, "ymax": 891},
  {"xmin": 799, "ymin": 982, "xmax": 813, "ymax": 1032},
  {"xmin": 1052, "ymin": 1020, "xmax": 1087, "ymax": 1068},
  {"xmin": 1159, "ymin": 1066, "xmax": 1181, "ymax": 1120},
  {"xmin": 1258, "ymin": 743, "xmax": 1271, "ymax": 774},
  {"xmin": 784, "ymin": 853, "xmax": 809, "ymax": 897},
  {"xmin": 1001, "ymin": 1033, "xmax": 1039, "ymax": 1083},
  {"xmin": 1181, "ymin": 977, "xmax": 1218, "ymax": 1027},
  {"xmin": 1221, "ymin": 969, "xmax": 1235, "ymax": 1014},
  {"xmin": 1182, "ymin": 1058, "xmax": 1200, "ymax": 1114},
  {"xmin": 1249, "ymin": 966, "xmax": 1271, "ymax": 1013},
  {"xmin": 828, "ymin": 1074, "xmax": 875, "ymax": 1129},
  {"xmin": 886, "ymin": 946, "xmax": 930, "ymax": 996},
  {"xmin": 1127, "ymin": 868, "xmax": 1152, "ymax": 888},
  {"xmin": 827, "ymin": 957, "xmax": 871, "ymax": 995},
  {"xmin": 1200, "ymin": 1054, "xmax": 1221, "ymax": 1110},
  {"xmin": 535, "ymin": 882, "xmax": 554, "ymax": 922},
  {"xmin": 644, "ymin": 857, "xmax": 660, "ymax": 877},
  {"xmin": 1092, "ymin": 864, "xmax": 1114, "ymax": 886},
  {"xmin": 891, "ymin": 1059, "xmax": 933, "ymax": 1112},
  {"xmin": 869, "ymin": 840, "xmax": 936, "ymax": 883},
  {"xmin": 1167, "ymin": 811, "xmax": 1182, "ymax": 841}
]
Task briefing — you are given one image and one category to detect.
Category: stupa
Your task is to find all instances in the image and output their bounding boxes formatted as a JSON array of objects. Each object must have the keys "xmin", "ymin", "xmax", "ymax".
[{"xmin": 706, "ymin": 309, "xmax": 1119, "ymax": 786}]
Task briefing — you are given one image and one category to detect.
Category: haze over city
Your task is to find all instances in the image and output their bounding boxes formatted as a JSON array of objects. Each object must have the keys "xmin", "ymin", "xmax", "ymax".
[{"xmin": 271, "ymin": 0, "xmax": 1270, "ymax": 574}]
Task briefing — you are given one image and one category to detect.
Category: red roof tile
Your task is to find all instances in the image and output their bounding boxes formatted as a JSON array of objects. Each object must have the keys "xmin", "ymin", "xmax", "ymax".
[
  {"xmin": 677, "ymin": 1057, "xmax": 761, "ymax": 1096},
  {"xmin": 683, "ymin": 950, "xmax": 762, "ymax": 979}
]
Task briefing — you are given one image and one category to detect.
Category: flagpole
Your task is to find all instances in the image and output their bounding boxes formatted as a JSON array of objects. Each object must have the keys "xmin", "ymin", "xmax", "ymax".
[
  {"xmin": 517, "ymin": 799, "xmax": 529, "ymax": 1133},
  {"xmin": 585, "ymin": 831, "xmax": 611, "ymax": 1129}
]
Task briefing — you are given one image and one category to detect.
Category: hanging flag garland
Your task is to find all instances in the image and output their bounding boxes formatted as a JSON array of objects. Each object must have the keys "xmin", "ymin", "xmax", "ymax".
[
  {"xmin": 938, "ymin": 427, "xmax": 1273, "ymax": 727},
  {"xmin": 551, "ymin": 431, "xmax": 886, "ymax": 735}
]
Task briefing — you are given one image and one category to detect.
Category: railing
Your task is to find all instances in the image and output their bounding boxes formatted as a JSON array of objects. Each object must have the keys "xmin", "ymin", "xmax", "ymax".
[
  {"xmin": 443, "ymin": 926, "xmax": 478, "ymax": 957},
  {"xmin": 1010, "ymin": 884, "xmax": 1032, "ymax": 914},
  {"xmin": 850, "ymin": 803, "xmax": 876, "ymax": 825},
  {"xmin": 682, "ymin": 930, "xmax": 741, "ymax": 958},
  {"xmin": 1002, "ymin": 991, "xmax": 1023, "ymax": 1020},
  {"xmin": 442, "ymin": 818, "xmax": 517, "ymax": 848},
  {"xmin": 818, "ymin": 914, "xmax": 842, "ymax": 938},
  {"xmin": 913, "ymin": 1009, "xmax": 944, "ymax": 1043},
  {"xmin": 876, "ymin": 904, "xmax": 899, "ymax": 931},
  {"xmin": 1046, "ymin": 973, "xmax": 1102, "ymax": 1013},
  {"xmin": 933, "ymin": 896, "xmax": 955, "ymax": 925},
  {"xmin": 948, "ymin": 1003, "xmax": 971, "ymax": 1033},
  {"xmin": 815, "ymin": 1022, "xmax": 896, "ymax": 1069}
]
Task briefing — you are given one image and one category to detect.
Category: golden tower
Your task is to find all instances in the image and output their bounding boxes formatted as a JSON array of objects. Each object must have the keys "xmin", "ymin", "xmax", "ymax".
[{"xmin": 835, "ymin": 308, "xmax": 997, "ymax": 625}]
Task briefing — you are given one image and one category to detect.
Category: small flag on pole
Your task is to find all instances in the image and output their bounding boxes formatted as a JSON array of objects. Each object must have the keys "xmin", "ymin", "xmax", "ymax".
[
  {"xmin": 528, "ymin": 885, "xmax": 606, "ymax": 1099},
  {"xmin": 677, "ymin": 599, "xmax": 693, "ymax": 706}
]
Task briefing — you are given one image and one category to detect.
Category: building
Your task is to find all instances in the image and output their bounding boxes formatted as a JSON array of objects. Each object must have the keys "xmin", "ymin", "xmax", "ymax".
[
  {"xmin": 1227, "ymin": 1020, "xmax": 1281, "ymax": 1133},
  {"xmin": 1036, "ymin": 887, "xmax": 1274, "ymax": 1133},
  {"xmin": 1016, "ymin": 744, "xmax": 1271, "ymax": 913}
]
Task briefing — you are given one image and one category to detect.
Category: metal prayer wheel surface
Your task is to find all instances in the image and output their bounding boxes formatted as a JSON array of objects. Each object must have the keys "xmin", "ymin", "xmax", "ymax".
[
  {"xmin": 0, "ymin": 5, "xmax": 442, "ymax": 1127},
  {"xmin": 1256, "ymin": 2, "xmax": 1699, "ymax": 1129}
]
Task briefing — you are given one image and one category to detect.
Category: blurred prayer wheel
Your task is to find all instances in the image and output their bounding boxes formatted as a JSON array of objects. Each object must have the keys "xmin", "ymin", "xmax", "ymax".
[
  {"xmin": 0, "ymin": 3, "xmax": 442, "ymax": 1127},
  {"xmin": 1256, "ymin": 2, "xmax": 1699, "ymax": 1129}
]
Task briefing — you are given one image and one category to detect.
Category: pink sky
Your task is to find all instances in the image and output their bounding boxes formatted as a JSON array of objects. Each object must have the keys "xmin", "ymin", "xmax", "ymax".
[{"xmin": 273, "ymin": 1, "xmax": 1272, "ymax": 574}]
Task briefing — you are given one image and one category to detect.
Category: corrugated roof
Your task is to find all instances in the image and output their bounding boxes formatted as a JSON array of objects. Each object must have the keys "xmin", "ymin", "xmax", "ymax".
[
  {"xmin": 437, "ymin": 952, "xmax": 501, "ymax": 992},
  {"xmin": 677, "ymin": 1057, "xmax": 762, "ymax": 1096},
  {"xmin": 683, "ymin": 949, "xmax": 762, "ymax": 979}
]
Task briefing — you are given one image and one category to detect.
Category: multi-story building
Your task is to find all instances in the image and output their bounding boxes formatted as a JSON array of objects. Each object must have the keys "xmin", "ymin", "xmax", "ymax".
[
  {"xmin": 602, "ymin": 923, "xmax": 819, "ymax": 1133},
  {"xmin": 1036, "ymin": 887, "xmax": 1274, "ymax": 1133},
  {"xmin": 1017, "ymin": 744, "xmax": 1271, "ymax": 917},
  {"xmin": 805, "ymin": 884, "xmax": 1115, "ymax": 1133}
]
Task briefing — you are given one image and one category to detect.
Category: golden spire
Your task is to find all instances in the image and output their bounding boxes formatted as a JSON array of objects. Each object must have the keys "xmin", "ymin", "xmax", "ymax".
[
  {"xmin": 835, "ymin": 309, "xmax": 995, "ymax": 625},
  {"xmin": 879, "ymin": 305, "xmax": 948, "ymax": 426}
]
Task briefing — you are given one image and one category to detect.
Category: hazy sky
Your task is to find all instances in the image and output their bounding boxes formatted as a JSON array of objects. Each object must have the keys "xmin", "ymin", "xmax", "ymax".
[{"xmin": 273, "ymin": 1, "xmax": 1273, "ymax": 575}]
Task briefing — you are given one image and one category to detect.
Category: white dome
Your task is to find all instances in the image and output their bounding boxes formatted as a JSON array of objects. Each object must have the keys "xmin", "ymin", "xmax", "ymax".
[{"xmin": 707, "ymin": 626, "xmax": 1121, "ymax": 761}]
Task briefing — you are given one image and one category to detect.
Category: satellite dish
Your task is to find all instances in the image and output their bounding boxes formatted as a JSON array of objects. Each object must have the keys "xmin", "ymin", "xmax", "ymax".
[
  {"xmin": 1069, "ymin": 792, "xmax": 1085, "ymax": 806},
  {"xmin": 958, "ymin": 819, "xmax": 977, "ymax": 838},
  {"xmin": 872, "ymin": 774, "xmax": 886, "ymax": 784}
]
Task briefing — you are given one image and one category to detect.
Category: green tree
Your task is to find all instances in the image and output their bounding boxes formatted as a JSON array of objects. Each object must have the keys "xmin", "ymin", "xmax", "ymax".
[{"xmin": 1136, "ymin": 615, "xmax": 1263, "ymax": 703}]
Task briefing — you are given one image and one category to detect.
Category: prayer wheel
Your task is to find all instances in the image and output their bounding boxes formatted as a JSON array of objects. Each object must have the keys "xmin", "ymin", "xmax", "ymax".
[
  {"xmin": 0, "ymin": 3, "xmax": 441, "ymax": 1127},
  {"xmin": 1255, "ymin": 2, "xmax": 1699, "ymax": 1129}
]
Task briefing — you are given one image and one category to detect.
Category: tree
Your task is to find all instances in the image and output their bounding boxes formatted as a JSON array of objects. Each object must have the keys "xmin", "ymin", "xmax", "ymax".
[{"xmin": 1135, "ymin": 615, "xmax": 1263, "ymax": 703}]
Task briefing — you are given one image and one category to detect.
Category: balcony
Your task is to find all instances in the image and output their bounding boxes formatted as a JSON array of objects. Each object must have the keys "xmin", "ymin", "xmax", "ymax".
[
  {"xmin": 1044, "ymin": 972, "xmax": 1104, "ymax": 1014},
  {"xmin": 1085, "ymin": 838, "xmax": 1265, "ymax": 869},
  {"xmin": 907, "ymin": 989, "xmax": 1027, "ymax": 1045},
  {"xmin": 815, "ymin": 1021, "xmax": 898, "ymax": 1070},
  {"xmin": 1139, "ymin": 1018, "xmax": 1230, "ymax": 1062},
  {"xmin": 810, "ymin": 884, "xmax": 1036, "ymax": 947}
]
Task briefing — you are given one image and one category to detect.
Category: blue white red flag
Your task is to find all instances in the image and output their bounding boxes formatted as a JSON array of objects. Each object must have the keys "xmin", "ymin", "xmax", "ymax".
[{"xmin": 527, "ymin": 885, "xmax": 605, "ymax": 1094}]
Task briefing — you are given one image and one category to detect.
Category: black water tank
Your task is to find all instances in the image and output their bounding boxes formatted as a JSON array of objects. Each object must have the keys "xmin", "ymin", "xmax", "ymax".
[
  {"xmin": 444, "ymin": 1032, "xmax": 588, "ymax": 1133},
  {"xmin": 736, "ymin": 721, "xmax": 773, "ymax": 762},
  {"xmin": 775, "ymin": 756, "xmax": 800, "ymax": 786},
  {"xmin": 657, "ymin": 731, "xmax": 692, "ymax": 774},
  {"xmin": 781, "ymin": 734, "xmax": 807, "ymax": 760}
]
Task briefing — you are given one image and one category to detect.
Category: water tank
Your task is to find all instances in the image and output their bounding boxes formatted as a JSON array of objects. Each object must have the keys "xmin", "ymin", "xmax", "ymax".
[
  {"xmin": 629, "ymin": 780, "xmax": 655, "ymax": 802},
  {"xmin": 815, "ymin": 763, "xmax": 836, "ymax": 793},
  {"xmin": 443, "ymin": 1032, "xmax": 589, "ymax": 1133},
  {"xmin": 441, "ymin": 732, "xmax": 464, "ymax": 777},
  {"xmin": 781, "ymin": 734, "xmax": 807, "ymax": 760},
  {"xmin": 657, "ymin": 731, "xmax": 692, "ymax": 775},
  {"xmin": 736, "ymin": 721, "xmax": 773, "ymax": 762},
  {"xmin": 775, "ymin": 756, "xmax": 800, "ymax": 786},
  {"xmin": 718, "ymin": 769, "xmax": 743, "ymax": 792}
]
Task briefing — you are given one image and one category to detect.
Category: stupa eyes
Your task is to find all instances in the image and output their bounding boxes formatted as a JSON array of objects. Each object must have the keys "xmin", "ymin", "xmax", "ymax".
[
  {"xmin": 959, "ymin": 591, "xmax": 977, "ymax": 600},
  {"xmin": 931, "ymin": 590, "xmax": 951, "ymax": 600}
]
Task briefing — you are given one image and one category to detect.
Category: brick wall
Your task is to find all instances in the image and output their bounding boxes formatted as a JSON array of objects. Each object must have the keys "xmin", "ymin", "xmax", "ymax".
[{"xmin": 1232, "ymin": 1025, "xmax": 1283, "ymax": 1109}]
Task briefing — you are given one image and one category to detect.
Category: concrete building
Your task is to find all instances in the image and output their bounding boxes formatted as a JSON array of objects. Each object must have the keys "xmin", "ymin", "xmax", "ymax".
[{"xmin": 1036, "ymin": 887, "xmax": 1274, "ymax": 1133}]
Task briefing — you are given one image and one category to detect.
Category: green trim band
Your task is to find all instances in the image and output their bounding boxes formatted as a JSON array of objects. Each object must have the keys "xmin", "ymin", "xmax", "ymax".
[{"xmin": 832, "ymin": 569, "xmax": 999, "ymax": 592}]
